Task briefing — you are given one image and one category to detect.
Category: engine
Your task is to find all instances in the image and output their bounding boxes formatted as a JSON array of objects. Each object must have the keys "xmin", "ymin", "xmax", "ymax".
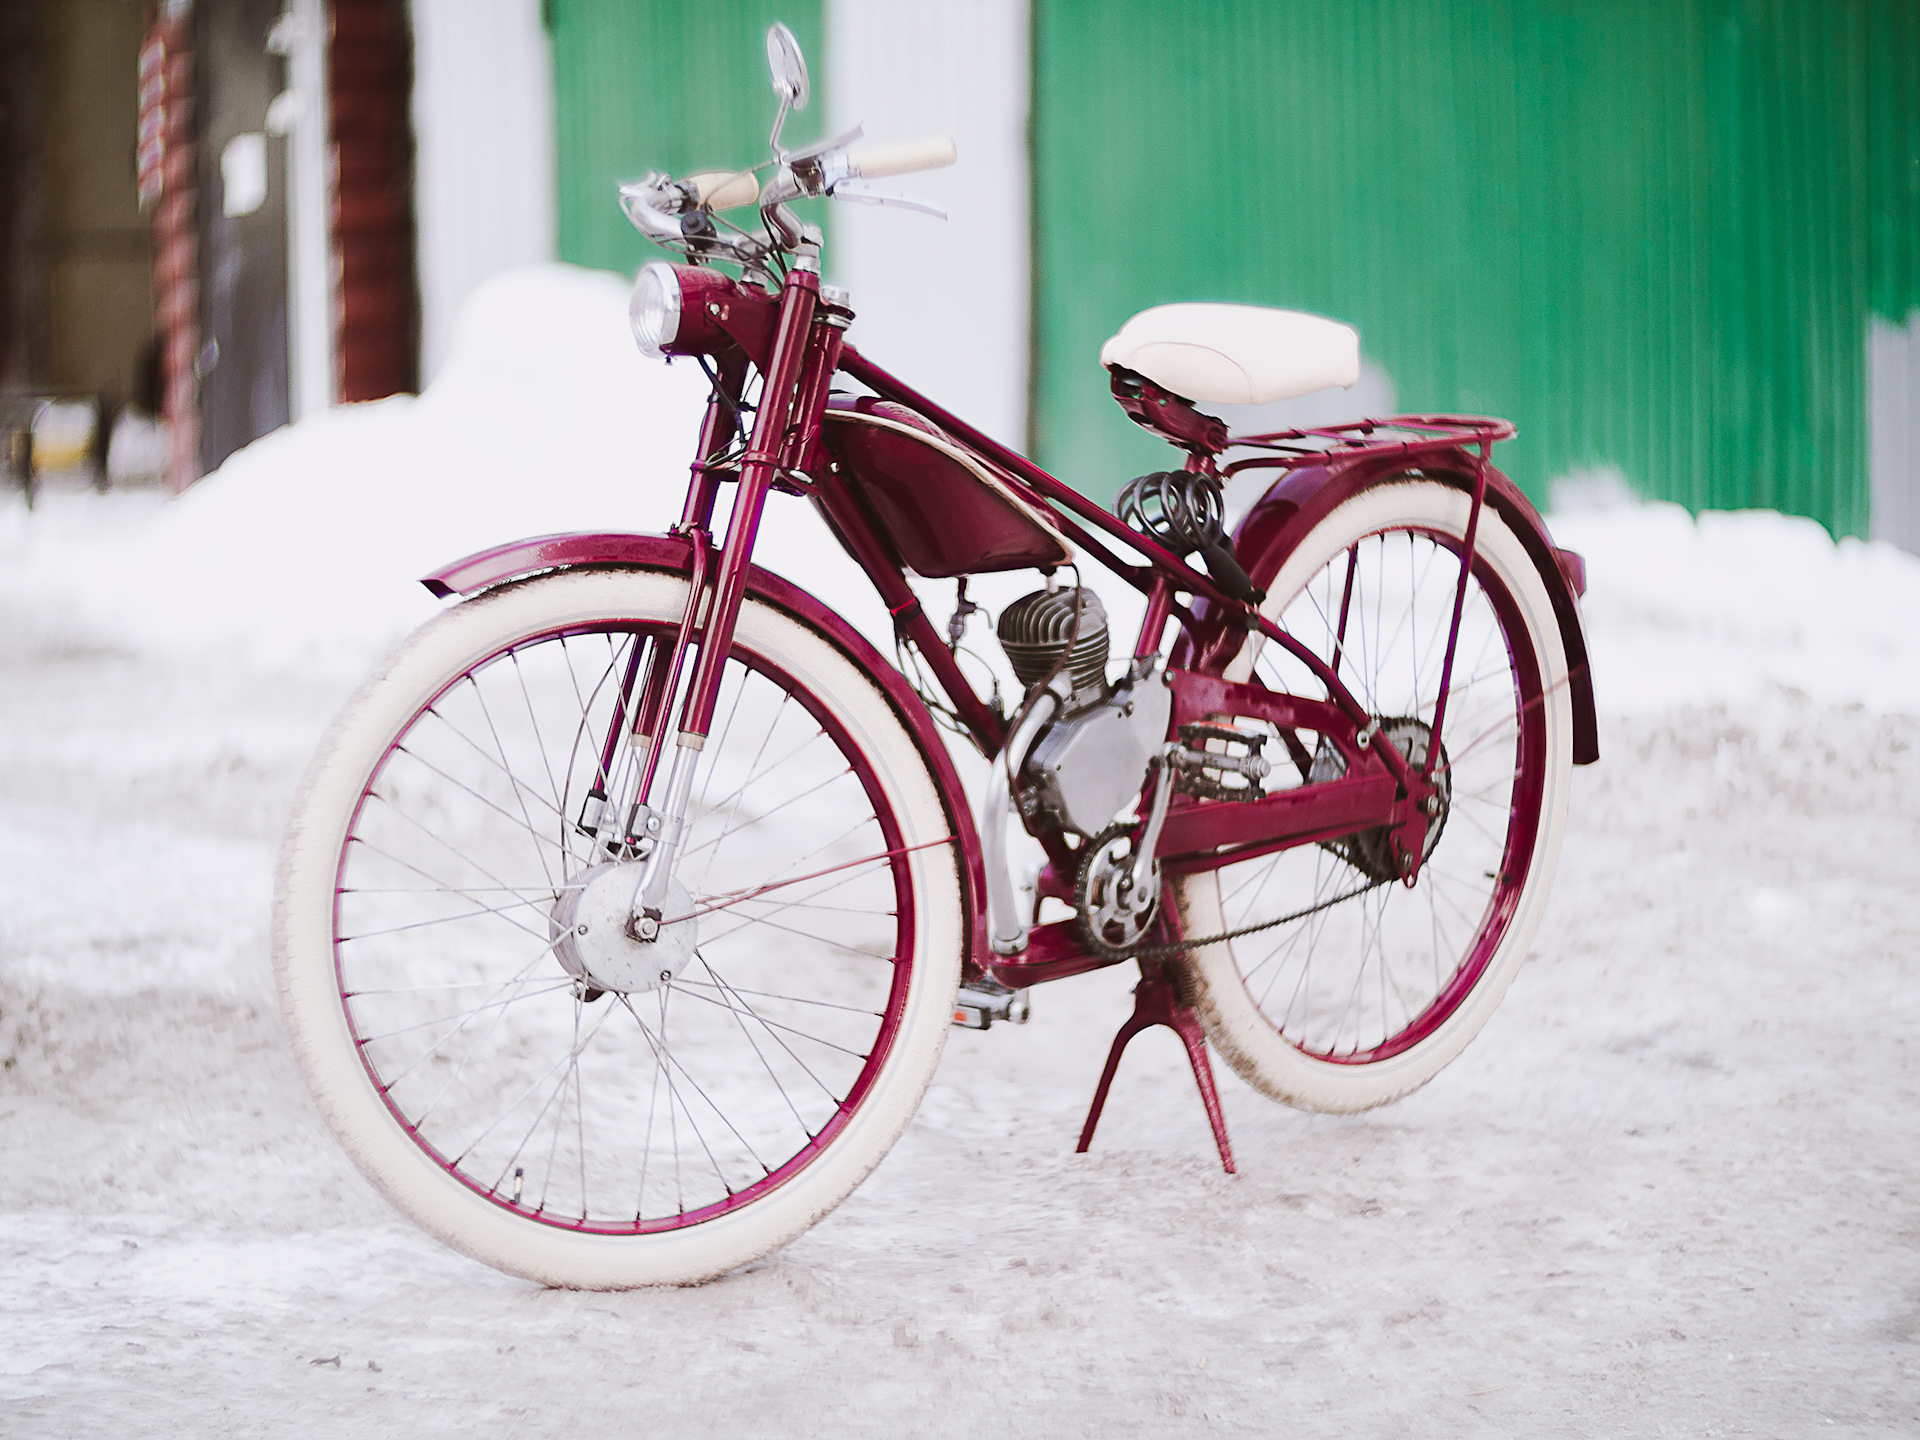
[
  {"xmin": 977, "ymin": 472, "xmax": 1275, "ymax": 956},
  {"xmin": 995, "ymin": 586, "xmax": 1111, "ymax": 708},
  {"xmin": 996, "ymin": 586, "xmax": 1170, "ymax": 836}
]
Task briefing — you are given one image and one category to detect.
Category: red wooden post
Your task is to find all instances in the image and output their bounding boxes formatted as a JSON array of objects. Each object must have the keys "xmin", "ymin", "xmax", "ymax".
[{"xmin": 142, "ymin": 10, "xmax": 200, "ymax": 493}]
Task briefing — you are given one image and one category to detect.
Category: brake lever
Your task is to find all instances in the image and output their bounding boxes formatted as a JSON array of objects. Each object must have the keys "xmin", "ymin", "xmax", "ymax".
[{"xmin": 830, "ymin": 182, "xmax": 947, "ymax": 220}]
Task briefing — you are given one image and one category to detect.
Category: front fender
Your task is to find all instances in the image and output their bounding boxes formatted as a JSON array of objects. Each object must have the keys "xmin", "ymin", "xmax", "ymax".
[
  {"xmin": 1176, "ymin": 454, "xmax": 1599, "ymax": 765},
  {"xmin": 422, "ymin": 531, "xmax": 993, "ymax": 967}
]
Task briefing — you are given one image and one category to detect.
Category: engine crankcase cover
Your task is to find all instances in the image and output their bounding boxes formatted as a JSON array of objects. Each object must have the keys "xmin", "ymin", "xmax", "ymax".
[{"xmin": 1025, "ymin": 668, "xmax": 1172, "ymax": 836}]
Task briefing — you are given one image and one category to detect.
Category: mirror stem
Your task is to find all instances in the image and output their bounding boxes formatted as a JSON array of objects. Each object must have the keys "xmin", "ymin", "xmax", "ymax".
[{"xmin": 769, "ymin": 95, "xmax": 792, "ymax": 155}]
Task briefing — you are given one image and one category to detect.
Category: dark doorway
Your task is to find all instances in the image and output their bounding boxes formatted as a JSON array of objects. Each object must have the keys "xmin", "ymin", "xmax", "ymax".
[
  {"xmin": 1, "ymin": 0, "xmax": 155, "ymax": 420},
  {"xmin": 195, "ymin": 0, "xmax": 290, "ymax": 474}
]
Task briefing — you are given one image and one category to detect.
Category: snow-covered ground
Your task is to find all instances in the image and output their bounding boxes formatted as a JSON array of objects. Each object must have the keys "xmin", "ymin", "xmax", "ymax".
[{"xmin": 3, "ymin": 267, "xmax": 1917, "ymax": 1435}]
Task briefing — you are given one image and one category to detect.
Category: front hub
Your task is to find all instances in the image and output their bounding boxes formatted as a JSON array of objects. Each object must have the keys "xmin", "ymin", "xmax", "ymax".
[{"xmin": 549, "ymin": 862, "xmax": 699, "ymax": 995}]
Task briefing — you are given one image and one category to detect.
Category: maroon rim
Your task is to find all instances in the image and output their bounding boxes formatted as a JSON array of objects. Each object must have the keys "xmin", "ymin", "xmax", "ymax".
[{"xmin": 330, "ymin": 615, "xmax": 919, "ymax": 1235}]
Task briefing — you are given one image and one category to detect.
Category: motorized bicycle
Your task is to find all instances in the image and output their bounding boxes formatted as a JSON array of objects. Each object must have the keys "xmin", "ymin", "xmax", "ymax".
[{"xmin": 273, "ymin": 25, "xmax": 1597, "ymax": 1288}]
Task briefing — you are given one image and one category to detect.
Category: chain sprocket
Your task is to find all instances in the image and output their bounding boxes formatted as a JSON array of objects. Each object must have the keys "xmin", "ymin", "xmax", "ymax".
[
  {"xmin": 1306, "ymin": 716, "xmax": 1451, "ymax": 883},
  {"xmin": 1075, "ymin": 823, "xmax": 1160, "ymax": 961}
]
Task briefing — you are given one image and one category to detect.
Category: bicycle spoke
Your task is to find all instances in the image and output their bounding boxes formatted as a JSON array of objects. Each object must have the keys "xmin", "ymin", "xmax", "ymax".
[
  {"xmin": 618, "ymin": 991, "xmax": 755, "ymax": 1203},
  {"xmin": 339, "ymin": 890, "xmax": 563, "ymax": 942},
  {"xmin": 692, "ymin": 954, "xmax": 851, "ymax": 1103},
  {"xmin": 670, "ymin": 976, "xmax": 881, "ymax": 1017},
  {"xmin": 356, "ymin": 804, "xmax": 555, "ymax": 944}
]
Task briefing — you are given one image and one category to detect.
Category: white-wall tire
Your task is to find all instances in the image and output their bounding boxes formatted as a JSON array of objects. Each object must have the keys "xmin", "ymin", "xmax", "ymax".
[{"xmin": 274, "ymin": 569, "xmax": 963, "ymax": 1287}]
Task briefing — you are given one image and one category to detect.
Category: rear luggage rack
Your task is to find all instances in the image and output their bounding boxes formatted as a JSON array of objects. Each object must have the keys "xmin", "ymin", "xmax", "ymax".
[{"xmin": 1222, "ymin": 414, "xmax": 1516, "ymax": 479}]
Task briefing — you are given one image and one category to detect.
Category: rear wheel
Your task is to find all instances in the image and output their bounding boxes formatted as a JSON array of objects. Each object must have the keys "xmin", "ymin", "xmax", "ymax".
[
  {"xmin": 1173, "ymin": 478, "xmax": 1572, "ymax": 1113},
  {"xmin": 274, "ymin": 569, "xmax": 964, "ymax": 1286}
]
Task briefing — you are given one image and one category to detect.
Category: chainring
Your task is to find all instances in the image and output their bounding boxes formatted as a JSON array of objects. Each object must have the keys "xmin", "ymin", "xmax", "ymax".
[{"xmin": 1075, "ymin": 823, "xmax": 1160, "ymax": 960}]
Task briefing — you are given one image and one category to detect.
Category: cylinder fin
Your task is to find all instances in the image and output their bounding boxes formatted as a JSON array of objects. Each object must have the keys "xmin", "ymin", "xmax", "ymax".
[{"xmin": 996, "ymin": 587, "xmax": 1110, "ymax": 701}]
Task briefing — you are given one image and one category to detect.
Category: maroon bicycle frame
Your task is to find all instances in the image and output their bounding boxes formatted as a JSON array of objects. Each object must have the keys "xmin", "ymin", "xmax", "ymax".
[
  {"xmin": 421, "ymin": 259, "xmax": 1600, "ymax": 1171},
  {"xmin": 428, "ymin": 260, "xmax": 1596, "ymax": 994}
]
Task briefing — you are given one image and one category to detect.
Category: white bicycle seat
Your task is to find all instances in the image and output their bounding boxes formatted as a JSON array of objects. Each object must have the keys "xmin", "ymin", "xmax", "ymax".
[{"xmin": 1100, "ymin": 303, "xmax": 1360, "ymax": 406}]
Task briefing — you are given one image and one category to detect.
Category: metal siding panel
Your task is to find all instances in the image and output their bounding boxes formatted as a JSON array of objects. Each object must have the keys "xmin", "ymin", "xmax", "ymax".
[
  {"xmin": 1866, "ymin": 0, "xmax": 1920, "ymax": 548},
  {"xmin": 1033, "ymin": 0, "xmax": 1888, "ymax": 538},
  {"xmin": 1868, "ymin": 0, "xmax": 1920, "ymax": 324},
  {"xmin": 410, "ymin": 0, "xmax": 557, "ymax": 384},
  {"xmin": 824, "ymin": 0, "xmax": 1031, "ymax": 449}
]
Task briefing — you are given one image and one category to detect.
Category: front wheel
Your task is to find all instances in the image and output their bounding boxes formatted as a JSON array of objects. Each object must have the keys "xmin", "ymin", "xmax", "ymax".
[
  {"xmin": 1173, "ymin": 478, "xmax": 1573, "ymax": 1113},
  {"xmin": 274, "ymin": 569, "xmax": 965, "ymax": 1287}
]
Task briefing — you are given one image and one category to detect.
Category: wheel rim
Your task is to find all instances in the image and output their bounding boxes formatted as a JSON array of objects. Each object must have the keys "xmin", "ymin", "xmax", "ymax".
[
  {"xmin": 330, "ymin": 619, "xmax": 917, "ymax": 1235},
  {"xmin": 1210, "ymin": 521, "xmax": 1547, "ymax": 1064}
]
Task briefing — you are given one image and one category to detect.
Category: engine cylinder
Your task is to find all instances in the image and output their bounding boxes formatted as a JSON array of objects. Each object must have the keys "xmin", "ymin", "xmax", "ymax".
[{"xmin": 996, "ymin": 587, "xmax": 1109, "ymax": 703}]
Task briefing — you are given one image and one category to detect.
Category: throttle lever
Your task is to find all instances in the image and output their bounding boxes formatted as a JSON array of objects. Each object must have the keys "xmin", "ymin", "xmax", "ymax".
[{"xmin": 781, "ymin": 123, "xmax": 865, "ymax": 164}]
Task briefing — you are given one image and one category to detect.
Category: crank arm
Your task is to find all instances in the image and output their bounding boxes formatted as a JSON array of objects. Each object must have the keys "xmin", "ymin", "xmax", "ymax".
[{"xmin": 1128, "ymin": 752, "xmax": 1176, "ymax": 896}]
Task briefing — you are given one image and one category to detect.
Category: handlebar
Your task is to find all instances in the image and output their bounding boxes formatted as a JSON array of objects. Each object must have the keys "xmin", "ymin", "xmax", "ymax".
[
  {"xmin": 689, "ymin": 169, "xmax": 761, "ymax": 211},
  {"xmin": 845, "ymin": 138, "xmax": 956, "ymax": 181},
  {"xmin": 619, "ymin": 135, "xmax": 958, "ymax": 278}
]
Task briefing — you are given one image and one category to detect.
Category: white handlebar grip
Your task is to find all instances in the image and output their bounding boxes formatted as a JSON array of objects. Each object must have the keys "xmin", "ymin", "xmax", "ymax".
[
  {"xmin": 689, "ymin": 169, "xmax": 761, "ymax": 211},
  {"xmin": 848, "ymin": 138, "xmax": 957, "ymax": 180}
]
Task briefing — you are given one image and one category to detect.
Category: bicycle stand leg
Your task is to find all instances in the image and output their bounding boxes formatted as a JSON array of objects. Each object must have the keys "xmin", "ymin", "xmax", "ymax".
[{"xmin": 1075, "ymin": 965, "xmax": 1236, "ymax": 1175}]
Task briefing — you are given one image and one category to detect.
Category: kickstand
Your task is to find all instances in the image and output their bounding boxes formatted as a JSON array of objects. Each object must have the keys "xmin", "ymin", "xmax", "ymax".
[{"xmin": 1075, "ymin": 960, "xmax": 1236, "ymax": 1174}]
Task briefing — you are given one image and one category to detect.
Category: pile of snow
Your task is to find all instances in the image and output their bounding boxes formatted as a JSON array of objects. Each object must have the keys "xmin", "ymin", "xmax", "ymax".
[
  {"xmin": 1550, "ymin": 501, "xmax": 1920, "ymax": 715},
  {"xmin": 0, "ymin": 267, "xmax": 713, "ymax": 671},
  {"xmin": 4, "ymin": 261, "xmax": 1919, "ymax": 717},
  {"xmin": 1551, "ymin": 499, "xmax": 1920, "ymax": 718}
]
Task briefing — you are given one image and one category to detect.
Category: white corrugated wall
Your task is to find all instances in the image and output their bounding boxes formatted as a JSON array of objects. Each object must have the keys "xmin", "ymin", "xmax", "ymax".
[
  {"xmin": 408, "ymin": 0, "xmax": 557, "ymax": 385},
  {"xmin": 1871, "ymin": 313, "xmax": 1920, "ymax": 555},
  {"xmin": 824, "ymin": 0, "xmax": 1030, "ymax": 448}
]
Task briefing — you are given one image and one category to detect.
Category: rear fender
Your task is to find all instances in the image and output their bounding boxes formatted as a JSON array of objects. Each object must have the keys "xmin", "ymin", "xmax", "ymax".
[
  {"xmin": 422, "ymin": 532, "xmax": 993, "ymax": 965},
  {"xmin": 1173, "ymin": 454, "xmax": 1599, "ymax": 764}
]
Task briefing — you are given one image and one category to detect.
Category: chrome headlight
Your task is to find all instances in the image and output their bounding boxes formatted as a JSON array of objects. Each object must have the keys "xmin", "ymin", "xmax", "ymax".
[{"xmin": 629, "ymin": 262, "xmax": 682, "ymax": 358}]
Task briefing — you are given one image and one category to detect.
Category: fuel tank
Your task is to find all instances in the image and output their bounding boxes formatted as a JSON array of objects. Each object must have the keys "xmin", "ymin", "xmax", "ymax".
[{"xmin": 816, "ymin": 397, "xmax": 1072, "ymax": 578}]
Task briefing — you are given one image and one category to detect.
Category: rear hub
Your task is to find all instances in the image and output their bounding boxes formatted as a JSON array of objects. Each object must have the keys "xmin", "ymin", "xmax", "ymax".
[{"xmin": 1310, "ymin": 717, "xmax": 1451, "ymax": 883}]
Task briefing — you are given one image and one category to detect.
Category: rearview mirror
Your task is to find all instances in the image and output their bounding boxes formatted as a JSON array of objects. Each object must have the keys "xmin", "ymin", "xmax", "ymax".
[{"xmin": 767, "ymin": 23, "xmax": 809, "ymax": 111}]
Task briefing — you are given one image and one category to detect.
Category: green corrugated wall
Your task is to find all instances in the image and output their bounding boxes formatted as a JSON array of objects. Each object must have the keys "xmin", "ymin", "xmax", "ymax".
[
  {"xmin": 550, "ymin": 1, "xmax": 825, "ymax": 278},
  {"xmin": 1032, "ymin": 0, "xmax": 1920, "ymax": 531}
]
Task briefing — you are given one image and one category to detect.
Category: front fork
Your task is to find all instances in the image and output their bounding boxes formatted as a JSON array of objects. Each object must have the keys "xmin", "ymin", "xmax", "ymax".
[{"xmin": 613, "ymin": 262, "xmax": 834, "ymax": 933}]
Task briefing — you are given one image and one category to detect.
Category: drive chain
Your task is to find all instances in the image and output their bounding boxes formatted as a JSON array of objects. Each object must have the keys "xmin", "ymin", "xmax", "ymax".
[{"xmin": 1078, "ymin": 865, "xmax": 1390, "ymax": 962}]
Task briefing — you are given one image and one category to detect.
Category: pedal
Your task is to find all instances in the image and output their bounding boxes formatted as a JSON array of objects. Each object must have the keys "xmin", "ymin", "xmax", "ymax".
[
  {"xmin": 1170, "ymin": 723, "xmax": 1270, "ymax": 802},
  {"xmin": 1177, "ymin": 721, "xmax": 1266, "ymax": 753},
  {"xmin": 952, "ymin": 982, "xmax": 1031, "ymax": 1030}
]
